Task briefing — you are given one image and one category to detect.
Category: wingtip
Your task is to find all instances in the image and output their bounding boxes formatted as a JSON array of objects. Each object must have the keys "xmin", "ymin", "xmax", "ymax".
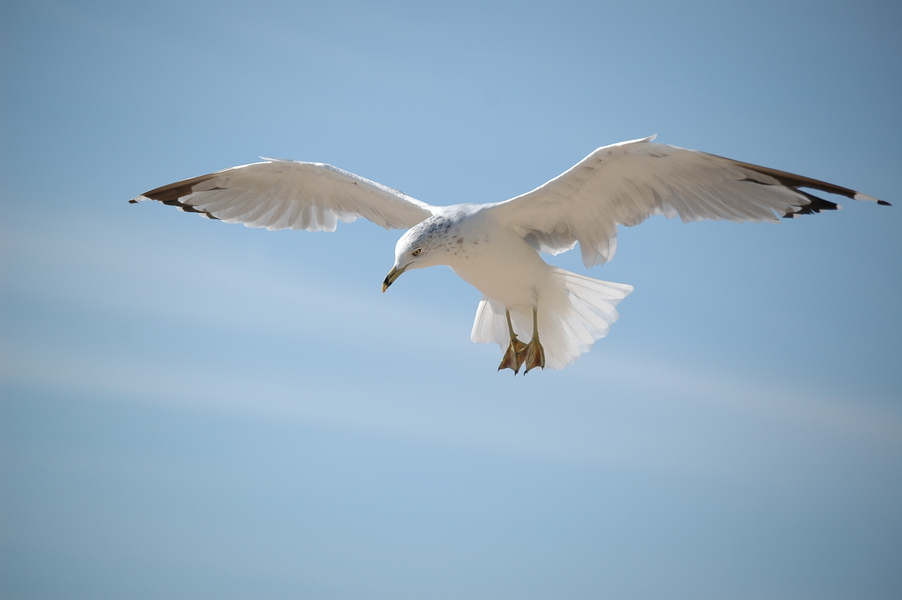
[{"xmin": 854, "ymin": 191, "xmax": 890, "ymax": 205}]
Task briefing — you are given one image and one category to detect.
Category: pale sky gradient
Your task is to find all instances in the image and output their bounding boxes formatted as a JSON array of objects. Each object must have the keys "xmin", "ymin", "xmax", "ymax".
[{"xmin": 2, "ymin": 1, "xmax": 901, "ymax": 598}]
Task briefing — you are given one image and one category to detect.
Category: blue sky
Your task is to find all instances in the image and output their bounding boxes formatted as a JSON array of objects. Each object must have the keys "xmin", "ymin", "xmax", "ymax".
[{"xmin": 2, "ymin": 0, "xmax": 901, "ymax": 598}]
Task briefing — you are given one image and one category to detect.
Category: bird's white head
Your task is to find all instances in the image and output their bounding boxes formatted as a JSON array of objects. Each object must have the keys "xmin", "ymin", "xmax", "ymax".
[{"xmin": 382, "ymin": 215, "xmax": 457, "ymax": 292}]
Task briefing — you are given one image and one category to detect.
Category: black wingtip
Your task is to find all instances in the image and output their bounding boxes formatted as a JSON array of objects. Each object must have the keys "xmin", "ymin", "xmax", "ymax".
[
  {"xmin": 878, "ymin": 200, "xmax": 892, "ymax": 206},
  {"xmin": 131, "ymin": 173, "xmax": 222, "ymax": 219},
  {"xmin": 781, "ymin": 190, "xmax": 840, "ymax": 218}
]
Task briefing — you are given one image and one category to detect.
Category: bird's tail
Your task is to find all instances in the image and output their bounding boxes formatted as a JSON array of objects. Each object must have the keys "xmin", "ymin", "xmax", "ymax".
[{"xmin": 470, "ymin": 268, "xmax": 633, "ymax": 370}]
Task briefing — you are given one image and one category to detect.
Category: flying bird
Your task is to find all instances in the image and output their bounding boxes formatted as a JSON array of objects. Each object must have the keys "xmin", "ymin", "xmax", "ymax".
[{"xmin": 130, "ymin": 136, "xmax": 889, "ymax": 374}]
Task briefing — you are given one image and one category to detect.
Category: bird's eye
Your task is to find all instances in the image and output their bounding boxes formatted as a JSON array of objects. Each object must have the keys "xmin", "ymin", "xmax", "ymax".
[{"xmin": 412, "ymin": 248, "xmax": 422, "ymax": 256}]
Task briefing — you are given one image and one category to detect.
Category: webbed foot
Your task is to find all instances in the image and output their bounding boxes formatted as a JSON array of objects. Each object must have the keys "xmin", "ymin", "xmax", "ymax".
[
  {"xmin": 498, "ymin": 337, "xmax": 528, "ymax": 374},
  {"xmin": 522, "ymin": 338, "xmax": 545, "ymax": 374},
  {"xmin": 498, "ymin": 308, "xmax": 545, "ymax": 375}
]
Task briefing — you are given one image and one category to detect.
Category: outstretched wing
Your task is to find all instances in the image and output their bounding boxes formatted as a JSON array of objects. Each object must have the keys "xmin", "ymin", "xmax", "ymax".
[
  {"xmin": 130, "ymin": 159, "xmax": 437, "ymax": 231},
  {"xmin": 489, "ymin": 136, "xmax": 889, "ymax": 267}
]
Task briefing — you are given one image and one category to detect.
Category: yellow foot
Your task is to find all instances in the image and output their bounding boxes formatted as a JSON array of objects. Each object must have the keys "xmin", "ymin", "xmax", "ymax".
[
  {"xmin": 498, "ymin": 338, "xmax": 528, "ymax": 374},
  {"xmin": 522, "ymin": 339, "xmax": 545, "ymax": 374}
]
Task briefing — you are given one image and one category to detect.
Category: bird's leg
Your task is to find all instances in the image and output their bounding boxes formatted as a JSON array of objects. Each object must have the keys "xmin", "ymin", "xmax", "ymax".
[
  {"xmin": 522, "ymin": 308, "xmax": 545, "ymax": 374},
  {"xmin": 498, "ymin": 310, "xmax": 528, "ymax": 374}
]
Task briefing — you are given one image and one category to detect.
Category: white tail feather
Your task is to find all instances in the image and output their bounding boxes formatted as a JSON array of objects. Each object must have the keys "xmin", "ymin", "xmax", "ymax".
[{"xmin": 471, "ymin": 268, "xmax": 633, "ymax": 370}]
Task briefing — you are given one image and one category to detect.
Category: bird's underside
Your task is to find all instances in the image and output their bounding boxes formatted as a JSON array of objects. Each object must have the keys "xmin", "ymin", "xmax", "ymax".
[{"xmin": 129, "ymin": 136, "xmax": 889, "ymax": 373}]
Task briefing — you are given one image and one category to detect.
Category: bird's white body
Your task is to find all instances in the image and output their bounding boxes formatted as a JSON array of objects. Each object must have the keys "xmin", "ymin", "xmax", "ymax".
[
  {"xmin": 406, "ymin": 206, "xmax": 553, "ymax": 309},
  {"xmin": 394, "ymin": 206, "xmax": 634, "ymax": 370},
  {"xmin": 130, "ymin": 136, "xmax": 887, "ymax": 372}
]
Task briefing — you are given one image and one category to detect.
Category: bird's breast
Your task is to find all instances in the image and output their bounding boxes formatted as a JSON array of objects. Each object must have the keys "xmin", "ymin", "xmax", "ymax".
[{"xmin": 445, "ymin": 226, "xmax": 553, "ymax": 309}]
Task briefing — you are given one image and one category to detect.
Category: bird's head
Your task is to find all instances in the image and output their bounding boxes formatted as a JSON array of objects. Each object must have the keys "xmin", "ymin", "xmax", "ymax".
[{"xmin": 382, "ymin": 216, "xmax": 452, "ymax": 292}]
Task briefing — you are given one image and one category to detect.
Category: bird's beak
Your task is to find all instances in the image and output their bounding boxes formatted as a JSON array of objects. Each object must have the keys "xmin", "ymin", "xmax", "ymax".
[{"xmin": 382, "ymin": 264, "xmax": 407, "ymax": 293}]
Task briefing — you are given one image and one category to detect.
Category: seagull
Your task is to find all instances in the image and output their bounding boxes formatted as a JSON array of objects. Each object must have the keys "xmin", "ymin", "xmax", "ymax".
[{"xmin": 130, "ymin": 136, "xmax": 889, "ymax": 374}]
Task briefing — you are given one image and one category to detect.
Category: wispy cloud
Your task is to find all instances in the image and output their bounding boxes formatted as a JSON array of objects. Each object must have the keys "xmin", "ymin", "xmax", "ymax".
[{"xmin": 5, "ymin": 212, "xmax": 900, "ymax": 487}]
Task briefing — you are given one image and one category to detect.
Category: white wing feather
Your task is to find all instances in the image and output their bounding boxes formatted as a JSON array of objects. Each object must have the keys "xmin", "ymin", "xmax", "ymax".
[
  {"xmin": 489, "ymin": 136, "xmax": 885, "ymax": 267},
  {"xmin": 130, "ymin": 159, "xmax": 436, "ymax": 231}
]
